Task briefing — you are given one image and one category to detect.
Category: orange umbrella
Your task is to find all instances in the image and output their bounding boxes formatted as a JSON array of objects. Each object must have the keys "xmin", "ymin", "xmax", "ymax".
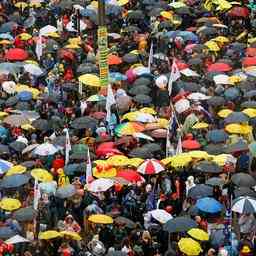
[{"xmin": 108, "ymin": 54, "xmax": 122, "ymax": 65}]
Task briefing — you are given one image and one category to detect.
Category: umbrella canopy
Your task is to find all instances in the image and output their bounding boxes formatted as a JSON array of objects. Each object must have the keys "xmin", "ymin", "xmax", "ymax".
[
  {"xmin": 55, "ymin": 184, "xmax": 76, "ymax": 199},
  {"xmin": 0, "ymin": 174, "xmax": 29, "ymax": 188},
  {"xmin": 116, "ymin": 169, "xmax": 144, "ymax": 183},
  {"xmin": 31, "ymin": 168, "xmax": 53, "ymax": 182},
  {"xmin": 87, "ymin": 178, "xmax": 114, "ymax": 192},
  {"xmin": 206, "ymin": 177, "xmax": 225, "ymax": 187},
  {"xmin": 206, "ymin": 129, "xmax": 228, "ymax": 143},
  {"xmin": 187, "ymin": 228, "xmax": 209, "ymax": 241},
  {"xmin": 33, "ymin": 143, "xmax": 59, "ymax": 156},
  {"xmin": 114, "ymin": 217, "xmax": 136, "ymax": 229},
  {"xmin": 13, "ymin": 206, "xmax": 36, "ymax": 222},
  {"xmin": 5, "ymin": 48, "xmax": 28, "ymax": 61},
  {"xmin": 5, "ymin": 235, "xmax": 30, "ymax": 244},
  {"xmin": 9, "ymin": 141, "xmax": 27, "ymax": 152},
  {"xmin": 163, "ymin": 216, "xmax": 197, "ymax": 233},
  {"xmin": 224, "ymin": 112, "xmax": 249, "ymax": 124},
  {"xmin": 3, "ymin": 114, "xmax": 30, "ymax": 127},
  {"xmin": 71, "ymin": 116, "xmax": 97, "ymax": 129},
  {"xmin": 207, "ymin": 63, "xmax": 232, "ymax": 72},
  {"xmin": 150, "ymin": 209, "xmax": 173, "ymax": 224},
  {"xmin": 234, "ymin": 187, "xmax": 256, "ymax": 198},
  {"xmin": 88, "ymin": 214, "xmax": 113, "ymax": 224},
  {"xmin": 193, "ymin": 160, "xmax": 222, "ymax": 173},
  {"xmin": 195, "ymin": 197, "xmax": 223, "ymax": 214},
  {"xmin": 231, "ymin": 172, "xmax": 256, "ymax": 187},
  {"xmin": 0, "ymin": 198, "xmax": 21, "ymax": 211},
  {"xmin": 187, "ymin": 184, "xmax": 213, "ymax": 199},
  {"xmin": 178, "ymin": 238, "xmax": 202, "ymax": 256},
  {"xmin": 0, "ymin": 159, "xmax": 13, "ymax": 174},
  {"xmin": 38, "ymin": 230, "xmax": 60, "ymax": 240},
  {"xmin": 137, "ymin": 159, "xmax": 165, "ymax": 175},
  {"xmin": 232, "ymin": 196, "xmax": 256, "ymax": 214},
  {"xmin": 0, "ymin": 227, "xmax": 17, "ymax": 239}
]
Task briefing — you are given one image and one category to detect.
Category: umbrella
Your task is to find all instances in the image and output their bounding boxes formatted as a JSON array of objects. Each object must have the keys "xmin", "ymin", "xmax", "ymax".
[
  {"xmin": 60, "ymin": 231, "xmax": 82, "ymax": 241},
  {"xmin": 164, "ymin": 216, "xmax": 197, "ymax": 233},
  {"xmin": 70, "ymin": 144, "xmax": 90, "ymax": 160},
  {"xmin": 64, "ymin": 163, "xmax": 86, "ymax": 175},
  {"xmin": 224, "ymin": 87, "xmax": 240, "ymax": 100},
  {"xmin": 187, "ymin": 228, "xmax": 209, "ymax": 241},
  {"xmin": 9, "ymin": 141, "xmax": 27, "ymax": 152},
  {"xmin": 232, "ymin": 196, "xmax": 256, "ymax": 214},
  {"xmin": 122, "ymin": 53, "xmax": 139, "ymax": 64},
  {"xmin": 129, "ymin": 147, "xmax": 153, "ymax": 159},
  {"xmin": 182, "ymin": 138, "xmax": 201, "ymax": 150},
  {"xmin": 206, "ymin": 177, "xmax": 225, "ymax": 187},
  {"xmin": 87, "ymin": 178, "xmax": 114, "ymax": 192},
  {"xmin": 137, "ymin": 159, "xmax": 164, "ymax": 175},
  {"xmin": 150, "ymin": 209, "xmax": 173, "ymax": 224},
  {"xmin": 55, "ymin": 184, "xmax": 76, "ymax": 199},
  {"xmin": 228, "ymin": 6, "xmax": 249, "ymax": 17},
  {"xmin": 206, "ymin": 130, "xmax": 228, "ymax": 143},
  {"xmin": 0, "ymin": 21, "xmax": 17, "ymax": 33},
  {"xmin": 33, "ymin": 143, "xmax": 59, "ymax": 156},
  {"xmin": 187, "ymin": 184, "xmax": 213, "ymax": 199},
  {"xmin": 32, "ymin": 119, "xmax": 49, "ymax": 131},
  {"xmin": 115, "ymin": 122, "xmax": 145, "ymax": 136},
  {"xmin": 207, "ymin": 96, "xmax": 225, "ymax": 106},
  {"xmin": 127, "ymin": 10, "xmax": 145, "ymax": 20},
  {"xmin": 5, "ymin": 48, "xmax": 28, "ymax": 61},
  {"xmin": 193, "ymin": 160, "xmax": 222, "ymax": 173},
  {"xmin": 0, "ymin": 227, "xmax": 17, "ymax": 239},
  {"xmin": 133, "ymin": 94, "xmax": 152, "ymax": 104},
  {"xmin": 195, "ymin": 197, "xmax": 223, "ymax": 214},
  {"xmin": 24, "ymin": 64, "xmax": 43, "ymax": 76},
  {"xmin": 178, "ymin": 238, "xmax": 202, "ymax": 256},
  {"xmin": 88, "ymin": 214, "xmax": 113, "ymax": 224},
  {"xmin": 22, "ymin": 144, "xmax": 39, "ymax": 155},
  {"xmin": 3, "ymin": 114, "xmax": 29, "ymax": 127},
  {"xmin": 231, "ymin": 173, "xmax": 256, "ymax": 187},
  {"xmin": 116, "ymin": 170, "xmax": 144, "ymax": 183},
  {"xmin": 31, "ymin": 168, "xmax": 53, "ymax": 182},
  {"xmin": 5, "ymin": 96, "xmax": 19, "ymax": 106},
  {"xmin": 207, "ymin": 63, "xmax": 232, "ymax": 72},
  {"xmin": 39, "ymin": 25, "xmax": 57, "ymax": 36},
  {"xmin": 38, "ymin": 230, "xmax": 60, "ymax": 240},
  {"xmin": 128, "ymin": 85, "xmax": 151, "ymax": 96},
  {"xmin": 114, "ymin": 217, "xmax": 136, "ymax": 229},
  {"xmin": 224, "ymin": 112, "xmax": 249, "ymax": 124},
  {"xmin": 13, "ymin": 206, "xmax": 36, "ymax": 222},
  {"xmin": 6, "ymin": 165, "xmax": 26, "ymax": 176},
  {"xmin": 0, "ymin": 198, "xmax": 21, "ymax": 211},
  {"xmin": 71, "ymin": 116, "xmax": 97, "ymax": 129},
  {"xmin": 0, "ymin": 174, "xmax": 29, "ymax": 188},
  {"xmin": 234, "ymin": 187, "xmax": 256, "ymax": 198},
  {"xmin": 5, "ymin": 235, "xmax": 30, "ymax": 244},
  {"xmin": 0, "ymin": 159, "xmax": 13, "ymax": 174}
]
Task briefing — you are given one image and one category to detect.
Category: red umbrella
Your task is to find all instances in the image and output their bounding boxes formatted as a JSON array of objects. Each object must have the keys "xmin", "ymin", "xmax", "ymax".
[
  {"xmin": 58, "ymin": 49, "xmax": 76, "ymax": 61},
  {"xmin": 5, "ymin": 48, "xmax": 28, "ymax": 61},
  {"xmin": 137, "ymin": 159, "xmax": 165, "ymax": 175},
  {"xmin": 242, "ymin": 57, "xmax": 256, "ymax": 67},
  {"xmin": 117, "ymin": 169, "xmax": 144, "ymax": 183},
  {"xmin": 246, "ymin": 48, "xmax": 256, "ymax": 57},
  {"xmin": 108, "ymin": 54, "xmax": 122, "ymax": 65},
  {"xmin": 207, "ymin": 63, "xmax": 232, "ymax": 72},
  {"xmin": 228, "ymin": 7, "xmax": 249, "ymax": 18},
  {"xmin": 182, "ymin": 139, "xmax": 201, "ymax": 150},
  {"xmin": 176, "ymin": 61, "xmax": 189, "ymax": 70},
  {"xmin": 96, "ymin": 142, "xmax": 123, "ymax": 157}
]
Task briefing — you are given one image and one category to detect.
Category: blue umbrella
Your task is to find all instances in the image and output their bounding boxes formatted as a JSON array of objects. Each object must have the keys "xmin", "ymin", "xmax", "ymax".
[
  {"xmin": 106, "ymin": 5, "xmax": 122, "ymax": 16},
  {"xmin": 224, "ymin": 87, "xmax": 240, "ymax": 100},
  {"xmin": 196, "ymin": 197, "xmax": 223, "ymax": 214},
  {"xmin": 109, "ymin": 72, "xmax": 127, "ymax": 82},
  {"xmin": 177, "ymin": 31, "xmax": 199, "ymax": 42},
  {"xmin": 17, "ymin": 91, "xmax": 33, "ymax": 101},
  {"xmin": 0, "ymin": 21, "xmax": 17, "ymax": 33},
  {"xmin": 0, "ymin": 159, "xmax": 12, "ymax": 174},
  {"xmin": 0, "ymin": 226, "xmax": 17, "ymax": 239},
  {"xmin": 0, "ymin": 174, "xmax": 30, "ymax": 188},
  {"xmin": 206, "ymin": 129, "xmax": 228, "ymax": 143},
  {"xmin": 80, "ymin": 8, "xmax": 97, "ymax": 18},
  {"xmin": 0, "ymin": 33, "xmax": 14, "ymax": 40},
  {"xmin": 0, "ymin": 126, "xmax": 8, "ymax": 139}
]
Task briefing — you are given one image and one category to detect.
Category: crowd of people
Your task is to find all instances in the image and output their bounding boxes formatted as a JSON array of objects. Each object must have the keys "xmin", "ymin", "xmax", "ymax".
[{"xmin": 0, "ymin": 0, "xmax": 256, "ymax": 255}]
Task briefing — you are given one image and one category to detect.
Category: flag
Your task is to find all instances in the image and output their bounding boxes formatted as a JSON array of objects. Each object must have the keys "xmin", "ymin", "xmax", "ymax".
[
  {"xmin": 106, "ymin": 83, "xmax": 116, "ymax": 123},
  {"xmin": 176, "ymin": 135, "xmax": 183, "ymax": 155},
  {"xmin": 64, "ymin": 129, "xmax": 71, "ymax": 165},
  {"xmin": 166, "ymin": 115, "xmax": 175, "ymax": 157},
  {"xmin": 86, "ymin": 148, "xmax": 93, "ymax": 184},
  {"xmin": 148, "ymin": 42, "xmax": 154, "ymax": 70},
  {"xmin": 35, "ymin": 35, "xmax": 43, "ymax": 61},
  {"xmin": 168, "ymin": 58, "xmax": 181, "ymax": 95},
  {"xmin": 33, "ymin": 179, "xmax": 40, "ymax": 210}
]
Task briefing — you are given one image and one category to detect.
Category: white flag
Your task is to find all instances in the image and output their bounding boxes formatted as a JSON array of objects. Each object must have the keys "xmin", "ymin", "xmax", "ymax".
[
  {"xmin": 148, "ymin": 42, "xmax": 154, "ymax": 70},
  {"xmin": 35, "ymin": 35, "xmax": 43, "ymax": 61},
  {"xmin": 106, "ymin": 83, "xmax": 116, "ymax": 123},
  {"xmin": 168, "ymin": 58, "xmax": 181, "ymax": 95},
  {"xmin": 175, "ymin": 135, "xmax": 183, "ymax": 155},
  {"xmin": 86, "ymin": 148, "xmax": 93, "ymax": 184},
  {"xmin": 166, "ymin": 115, "xmax": 175, "ymax": 157},
  {"xmin": 33, "ymin": 179, "xmax": 40, "ymax": 210},
  {"xmin": 64, "ymin": 129, "xmax": 71, "ymax": 165}
]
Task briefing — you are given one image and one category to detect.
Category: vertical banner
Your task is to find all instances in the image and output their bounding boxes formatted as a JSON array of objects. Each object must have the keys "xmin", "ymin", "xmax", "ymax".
[{"xmin": 98, "ymin": 26, "xmax": 109, "ymax": 86}]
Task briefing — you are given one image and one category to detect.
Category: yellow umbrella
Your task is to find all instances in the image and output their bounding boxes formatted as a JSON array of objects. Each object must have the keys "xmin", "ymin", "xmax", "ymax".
[
  {"xmin": 19, "ymin": 33, "xmax": 32, "ymax": 41},
  {"xmin": 192, "ymin": 122, "xmax": 209, "ymax": 129},
  {"xmin": 15, "ymin": 2, "xmax": 28, "ymax": 9},
  {"xmin": 161, "ymin": 153, "xmax": 192, "ymax": 167},
  {"xmin": 0, "ymin": 111, "xmax": 8, "ymax": 118},
  {"xmin": 15, "ymin": 84, "xmax": 30, "ymax": 92},
  {"xmin": 212, "ymin": 36, "xmax": 229, "ymax": 43},
  {"xmin": 46, "ymin": 32, "xmax": 60, "ymax": 38},
  {"xmin": 204, "ymin": 40, "xmax": 220, "ymax": 51},
  {"xmin": 107, "ymin": 155, "xmax": 129, "ymax": 166},
  {"xmin": 229, "ymin": 75, "xmax": 242, "ymax": 84},
  {"xmin": 90, "ymin": 1, "xmax": 98, "ymax": 9},
  {"xmin": 68, "ymin": 37, "xmax": 82, "ymax": 45},
  {"xmin": 21, "ymin": 124, "xmax": 35, "ymax": 131},
  {"xmin": 225, "ymin": 124, "xmax": 252, "ymax": 134},
  {"xmin": 139, "ymin": 107, "xmax": 156, "ymax": 115},
  {"xmin": 6, "ymin": 165, "xmax": 26, "ymax": 176},
  {"xmin": 65, "ymin": 44, "xmax": 81, "ymax": 49},
  {"xmin": 88, "ymin": 214, "xmax": 113, "ymax": 224},
  {"xmin": 188, "ymin": 228, "xmax": 209, "ymax": 241},
  {"xmin": 0, "ymin": 40, "xmax": 12, "ymax": 45},
  {"xmin": 31, "ymin": 168, "xmax": 53, "ymax": 182},
  {"xmin": 29, "ymin": 2, "xmax": 41, "ymax": 8},
  {"xmin": 157, "ymin": 118, "xmax": 169, "ymax": 129},
  {"xmin": 38, "ymin": 230, "xmax": 60, "ymax": 240},
  {"xmin": 217, "ymin": 109, "xmax": 233, "ymax": 118},
  {"xmin": 60, "ymin": 231, "xmax": 82, "ymax": 241},
  {"xmin": 212, "ymin": 154, "xmax": 233, "ymax": 166},
  {"xmin": 178, "ymin": 238, "xmax": 202, "ymax": 255},
  {"xmin": 242, "ymin": 108, "xmax": 256, "ymax": 118},
  {"xmin": 160, "ymin": 11, "xmax": 173, "ymax": 19},
  {"xmin": 118, "ymin": 0, "xmax": 129, "ymax": 6},
  {"xmin": 129, "ymin": 50, "xmax": 140, "ymax": 55},
  {"xmin": 93, "ymin": 167, "xmax": 117, "ymax": 178},
  {"xmin": 169, "ymin": 2, "xmax": 187, "ymax": 8},
  {"xmin": 0, "ymin": 198, "xmax": 21, "ymax": 211},
  {"xmin": 78, "ymin": 74, "xmax": 100, "ymax": 87},
  {"xmin": 94, "ymin": 160, "xmax": 108, "ymax": 166},
  {"xmin": 128, "ymin": 158, "xmax": 144, "ymax": 167},
  {"xmin": 122, "ymin": 111, "xmax": 140, "ymax": 121},
  {"xmin": 187, "ymin": 151, "xmax": 210, "ymax": 159}
]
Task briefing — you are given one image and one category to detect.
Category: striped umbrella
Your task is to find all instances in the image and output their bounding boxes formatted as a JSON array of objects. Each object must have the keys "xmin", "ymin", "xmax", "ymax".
[
  {"xmin": 137, "ymin": 159, "xmax": 165, "ymax": 175},
  {"xmin": 232, "ymin": 196, "xmax": 256, "ymax": 214}
]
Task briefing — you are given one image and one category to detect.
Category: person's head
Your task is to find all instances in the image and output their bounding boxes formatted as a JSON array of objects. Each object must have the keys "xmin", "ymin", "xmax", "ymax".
[
  {"xmin": 195, "ymin": 215, "xmax": 201, "ymax": 223},
  {"xmin": 207, "ymin": 248, "xmax": 216, "ymax": 256},
  {"xmin": 142, "ymin": 230, "xmax": 151, "ymax": 242},
  {"xmin": 65, "ymin": 215, "xmax": 74, "ymax": 224}
]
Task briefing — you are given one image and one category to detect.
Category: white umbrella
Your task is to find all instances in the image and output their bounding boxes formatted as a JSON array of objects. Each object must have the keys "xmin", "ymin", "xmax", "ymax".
[
  {"xmin": 150, "ymin": 209, "xmax": 173, "ymax": 224},
  {"xmin": 232, "ymin": 196, "xmax": 256, "ymax": 214},
  {"xmin": 66, "ymin": 20, "xmax": 87, "ymax": 32},
  {"xmin": 33, "ymin": 142, "xmax": 59, "ymax": 156},
  {"xmin": 135, "ymin": 113, "xmax": 156, "ymax": 123},
  {"xmin": 39, "ymin": 25, "xmax": 57, "ymax": 36},
  {"xmin": 133, "ymin": 132, "xmax": 154, "ymax": 141},
  {"xmin": 88, "ymin": 178, "xmax": 114, "ymax": 192},
  {"xmin": 174, "ymin": 99, "xmax": 190, "ymax": 114},
  {"xmin": 213, "ymin": 74, "xmax": 231, "ymax": 85},
  {"xmin": 21, "ymin": 111, "xmax": 40, "ymax": 122},
  {"xmin": 187, "ymin": 93, "xmax": 211, "ymax": 101},
  {"xmin": 22, "ymin": 144, "xmax": 39, "ymax": 154},
  {"xmin": 24, "ymin": 64, "xmax": 43, "ymax": 76},
  {"xmin": 5, "ymin": 235, "xmax": 30, "ymax": 244},
  {"xmin": 180, "ymin": 68, "xmax": 200, "ymax": 77},
  {"xmin": 2, "ymin": 81, "xmax": 16, "ymax": 94}
]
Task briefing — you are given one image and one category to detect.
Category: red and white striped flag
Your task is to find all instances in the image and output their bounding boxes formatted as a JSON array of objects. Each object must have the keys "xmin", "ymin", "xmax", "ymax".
[
  {"xmin": 86, "ymin": 148, "xmax": 93, "ymax": 185},
  {"xmin": 168, "ymin": 58, "xmax": 181, "ymax": 95}
]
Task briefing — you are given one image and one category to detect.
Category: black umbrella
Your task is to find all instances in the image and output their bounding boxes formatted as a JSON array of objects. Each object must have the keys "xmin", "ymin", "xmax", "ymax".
[
  {"xmin": 206, "ymin": 129, "xmax": 228, "ymax": 143},
  {"xmin": 207, "ymin": 96, "xmax": 225, "ymax": 106},
  {"xmin": 129, "ymin": 147, "xmax": 153, "ymax": 159},
  {"xmin": 62, "ymin": 82, "xmax": 78, "ymax": 92},
  {"xmin": 187, "ymin": 184, "xmax": 213, "ymax": 199},
  {"xmin": 115, "ymin": 216, "xmax": 136, "ymax": 229},
  {"xmin": 225, "ymin": 140, "xmax": 248, "ymax": 153},
  {"xmin": 177, "ymin": 82, "xmax": 201, "ymax": 93},
  {"xmin": 13, "ymin": 206, "xmax": 36, "ymax": 222},
  {"xmin": 175, "ymin": 7, "xmax": 192, "ymax": 15},
  {"xmin": 123, "ymin": 25, "xmax": 140, "ymax": 33},
  {"xmin": 234, "ymin": 187, "xmax": 256, "ymax": 198},
  {"xmin": 127, "ymin": 10, "xmax": 145, "ymax": 20},
  {"xmin": 241, "ymin": 101, "xmax": 256, "ymax": 108},
  {"xmin": 56, "ymin": 184, "xmax": 76, "ymax": 199},
  {"xmin": 158, "ymin": 21, "xmax": 173, "ymax": 30},
  {"xmin": 133, "ymin": 94, "xmax": 152, "ymax": 104},
  {"xmin": 188, "ymin": 58, "xmax": 203, "ymax": 66},
  {"xmin": 210, "ymin": 229, "xmax": 225, "ymax": 247},
  {"xmin": 71, "ymin": 116, "xmax": 97, "ymax": 130},
  {"xmin": 224, "ymin": 112, "xmax": 249, "ymax": 124},
  {"xmin": 133, "ymin": 77, "xmax": 152, "ymax": 87},
  {"xmin": 244, "ymin": 90, "xmax": 256, "ymax": 98},
  {"xmin": 128, "ymin": 85, "xmax": 151, "ymax": 96},
  {"xmin": 198, "ymin": 26, "xmax": 217, "ymax": 35},
  {"xmin": 77, "ymin": 63, "xmax": 98, "ymax": 74},
  {"xmin": 0, "ymin": 174, "xmax": 29, "ymax": 188},
  {"xmin": 50, "ymin": 115, "xmax": 65, "ymax": 129},
  {"xmin": 231, "ymin": 173, "xmax": 256, "ymax": 187},
  {"xmin": 0, "ymin": 144, "xmax": 10, "ymax": 154},
  {"xmin": 206, "ymin": 177, "xmax": 225, "ymax": 187},
  {"xmin": 163, "ymin": 216, "xmax": 197, "ymax": 233},
  {"xmin": 5, "ymin": 96, "xmax": 19, "ymax": 107},
  {"xmin": 0, "ymin": 227, "xmax": 17, "ymax": 239},
  {"xmin": 230, "ymin": 42, "xmax": 247, "ymax": 50},
  {"xmin": 193, "ymin": 160, "xmax": 222, "ymax": 173},
  {"xmin": 32, "ymin": 119, "xmax": 50, "ymax": 131},
  {"xmin": 0, "ymin": 21, "xmax": 17, "ymax": 33},
  {"xmin": 107, "ymin": 251, "xmax": 127, "ymax": 256},
  {"xmin": 52, "ymin": 136, "xmax": 66, "ymax": 148},
  {"xmin": 21, "ymin": 161, "xmax": 36, "ymax": 169},
  {"xmin": 64, "ymin": 163, "xmax": 86, "ymax": 175},
  {"xmin": 15, "ymin": 101, "xmax": 31, "ymax": 111},
  {"xmin": 122, "ymin": 53, "xmax": 139, "ymax": 64},
  {"xmin": 143, "ymin": 143, "xmax": 161, "ymax": 152},
  {"xmin": 203, "ymin": 143, "xmax": 225, "ymax": 155},
  {"xmin": 24, "ymin": 15, "xmax": 36, "ymax": 28},
  {"xmin": 149, "ymin": 8, "xmax": 163, "ymax": 16},
  {"xmin": 9, "ymin": 141, "xmax": 27, "ymax": 152}
]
